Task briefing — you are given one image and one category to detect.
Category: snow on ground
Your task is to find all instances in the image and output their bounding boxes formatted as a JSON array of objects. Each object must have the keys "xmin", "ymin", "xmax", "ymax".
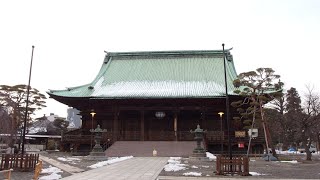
[
  {"xmin": 250, "ymin": 171, "xmax": 267, "ymax": 176},
  {"xmin": 39, "ymin": 165, "xmax": 63, "ymax": 180},
  {"xmin": 164, "ymin": 157, "xmax": 188, "ymax": 172},
  {"xmin": 57, "ymin": 157, "xmax": 81, "ymax": 161},
  {"xmin": 39, "ymin": 173, "xmax": 62, "ymax": 180},
  {"xmin": 279, "ymin": 160, "xmax": 299, "ymax": 164},
  {"xmin": 183, "ymin": 172, "xmax": 202, "ymax": 176},
  {"xmin": 26, "ymin": 147, "xmax": 41, "ymax": 152},
  {"xmin": 88, "ymin": 156, "xmax": 133, "ymax": 169},
  {"xmin": 57, "ymin": 157, "xmax": 81, "ymax": 164},
  {"xmin": 41, "ymin": 166, "xmax": 63, "ymax": 174},
  {"xmin": 206, "ymin": 152, "xmax": 216, "ymax": 160},
  {"xmin": 276, "ymin": 150, "xmax": 319, "ymax": 155}
]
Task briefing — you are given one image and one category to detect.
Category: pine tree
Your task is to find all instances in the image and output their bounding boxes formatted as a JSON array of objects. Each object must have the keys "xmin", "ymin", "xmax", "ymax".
[
  {"xmin": 232, "ymin": 68, "xmax": 282, "ymax": 158},
  {"xmin": 0, "ymin": 84, "xmax": 47, "ymax": 143}
]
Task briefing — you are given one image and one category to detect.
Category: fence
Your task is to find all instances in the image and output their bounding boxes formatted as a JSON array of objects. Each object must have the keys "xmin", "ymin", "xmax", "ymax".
[
  {"xmin": 216, "ymin": 155, "xmax": 249, "ymax": 176},
  {"xmin": 0, "ymin": 154, "xmax": 39, "ymax": 171},
  {"xmin": 33, "ymin": 160, "xmax": 42, "ymax": 180}
]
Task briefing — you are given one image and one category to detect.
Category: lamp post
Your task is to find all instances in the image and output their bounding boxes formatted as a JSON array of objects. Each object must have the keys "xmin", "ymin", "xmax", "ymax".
[
  {"xmin": 90, "ymin": 111, "xmax": 96, "ymax": 149},
  {"xmin": 218, "ymin": 112, "xmax": 224, "ymax": 154},
  {"xmin": 222, "ymin": 43, "xmax": 232, "ymax": 160},
  {"xmin": 22, "ymin": 46, "xmax": 35, "ymax": 155}
]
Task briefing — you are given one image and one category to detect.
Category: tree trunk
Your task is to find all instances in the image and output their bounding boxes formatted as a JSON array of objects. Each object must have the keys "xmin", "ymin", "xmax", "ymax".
[
  {"xmin": 301, "ymin": 132, "xmax": 312, "ymax": 161},
  {"xmin": 260, "ymin": 101, "xmax": 278, "ymax": 158}
]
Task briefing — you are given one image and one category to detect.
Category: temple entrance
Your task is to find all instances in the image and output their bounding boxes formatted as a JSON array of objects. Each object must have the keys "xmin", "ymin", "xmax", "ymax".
[
  {"xmin": 145, "ymin": 111, "xmax": 174, "ymax": 141},
  {"xmin": 119, "ymin": 110, "xmax": 140, "ymax": 140}
]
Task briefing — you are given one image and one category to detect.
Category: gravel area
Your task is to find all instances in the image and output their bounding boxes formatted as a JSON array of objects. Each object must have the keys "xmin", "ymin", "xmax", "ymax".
[{"xmin": 159, "ymin": 153, "xmax": 320, "ymax": 179}]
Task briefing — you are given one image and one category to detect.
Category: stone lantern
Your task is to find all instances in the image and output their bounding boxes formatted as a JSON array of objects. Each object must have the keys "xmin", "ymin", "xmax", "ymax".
[
  {"xmin": 86, "ymin": 124, "xmax": 108, "ymax": 160},
  {"xmin": 190, "ymin": 124, "xmax": 209, "ymax": 161}
]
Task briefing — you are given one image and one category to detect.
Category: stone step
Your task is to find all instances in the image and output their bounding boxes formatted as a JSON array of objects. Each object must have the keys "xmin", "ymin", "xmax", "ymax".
[{"xmin": 105, "ymin": 141, "xmax": 196, "ymax": 157}]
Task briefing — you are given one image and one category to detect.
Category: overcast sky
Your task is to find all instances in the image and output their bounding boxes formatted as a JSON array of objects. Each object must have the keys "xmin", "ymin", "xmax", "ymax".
[{"xmin": 1, "ymin": 0, "xmax": 320, "ymax": 118}]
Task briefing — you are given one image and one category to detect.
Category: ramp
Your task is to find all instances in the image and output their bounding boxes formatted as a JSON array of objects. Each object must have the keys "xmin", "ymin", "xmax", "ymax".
[{"xmin": 105, "ymin": 141, "xmax": 195, "ymax": 157}]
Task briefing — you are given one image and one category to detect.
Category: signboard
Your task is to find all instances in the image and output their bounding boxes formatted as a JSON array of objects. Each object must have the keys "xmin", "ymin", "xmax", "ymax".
[
  {"xmin": 248, "ymin": 128, "xmax": 258, "ymax": 138},
  {"xmin": 238, "ymin": 142, "xmax": 245, "ymax": 148},
  {"xmin": 235, "ymin": 131, "xmax": 246, "ymax": 137}
]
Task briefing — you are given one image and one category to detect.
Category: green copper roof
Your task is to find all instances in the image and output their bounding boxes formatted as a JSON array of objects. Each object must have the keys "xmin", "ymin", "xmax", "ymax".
[{"xmin": 48, "ymin": 50, "xmax": 239, "ymax": 99}]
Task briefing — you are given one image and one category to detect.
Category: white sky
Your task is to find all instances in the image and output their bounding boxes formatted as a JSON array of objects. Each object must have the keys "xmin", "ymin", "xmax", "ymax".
[{"xmin": 1, "ymin": 0, "xmax": 320, "ymax": 118}]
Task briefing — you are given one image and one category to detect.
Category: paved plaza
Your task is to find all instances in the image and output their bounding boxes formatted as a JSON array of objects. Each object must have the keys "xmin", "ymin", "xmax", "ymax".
[{"xmin": 60, "ymin": 157, "xmax": 168, "ymax": 180}]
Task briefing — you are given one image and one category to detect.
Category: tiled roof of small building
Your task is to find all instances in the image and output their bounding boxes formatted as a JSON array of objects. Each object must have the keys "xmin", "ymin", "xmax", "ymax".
[{"xmin": 48, "ymin": 50, "xmax": 239, "ymax": 99}]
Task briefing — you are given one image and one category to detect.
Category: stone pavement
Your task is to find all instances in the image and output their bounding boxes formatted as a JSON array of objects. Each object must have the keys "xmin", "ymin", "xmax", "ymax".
[
  {"xmin": 61, "ymin": 157, "xmax": 169, "ymax": 180},
  {"xmin": 39, "ymin": 155, "xmax": 85, "ymax": 174}
]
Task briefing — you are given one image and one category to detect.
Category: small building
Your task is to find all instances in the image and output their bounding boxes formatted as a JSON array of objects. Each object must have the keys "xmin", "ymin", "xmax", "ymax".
[{"xmin": 48, "ymin": 50, "xmax": 265, "ymax": 154}]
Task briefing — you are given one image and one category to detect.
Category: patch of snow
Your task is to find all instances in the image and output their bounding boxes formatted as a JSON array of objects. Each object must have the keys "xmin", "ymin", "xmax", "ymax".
[
  {"xmin": 206, "ymin": 152, "xmax": 216, "ymax": 160},
  {"xmin": 88, "ymin": 156, "xmax": 133, "ymax": 169},
  {"xmin": 40, "ymin": 166, "xmax": 63, "ymax": 180},
  {"xmin": 164, "ymin": 157, "xmax": 187, "ymax": 172},
  {"xmin": 41, "ymin": 166, "xmax": 63, "ymax": 174},
  {"xmin": 202, "ymin": 165, "xmax": 209, "ymax": 168},
  {"xmin": 26, "ymin": 147, "xmax": 41, "ymax": 152},
  {"xmin": 57, "ymin": 157, "xmax": 81, "ymax": 162},
  {"xmin": 191, "ymin": 165, "xmax": 198, "ymax": 168},
  {"xmin": 92, "ymin": 80, "xmax": 229, "ymax": 97},
  {"xmin": 39, "ymin": 173, "xmax": 62, "ymax": 180},
  {"xmin": 183, "ymin": 172, "xmax": 202, "ymax": 176},
  {"xmin": 28, "ymin": 127, "xmax": 47, "ymax": 134},
  {"xmin": 250, "ymin": 171, "xmax": 267, "ymax": 176},
  {"xmin": 280, "ymin": 160, "xmax": 298, "ymax": 164}
]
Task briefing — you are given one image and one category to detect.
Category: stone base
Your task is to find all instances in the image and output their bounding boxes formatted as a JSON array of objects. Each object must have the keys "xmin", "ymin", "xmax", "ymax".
[
  {"xmin": 189, "ymin": 152, "xmax": 210, "ymax": 161},
  {"xmin": 89, "ymin": 151, "xmax": 106, "ymax": 156},
  {"xmin": 84, "ymin": 151, "xmax": 108, "ymax": 161},
  {"xmin": 189, "ymin": 156, "xmax": 210, "ymax": 161},
  {"xmin": 191, "ymin": 152, "xmax": 206, "ymax": 157},
  {"xmin": 85, "ymin": 155, "xmax": 109, "ymax": 161}
]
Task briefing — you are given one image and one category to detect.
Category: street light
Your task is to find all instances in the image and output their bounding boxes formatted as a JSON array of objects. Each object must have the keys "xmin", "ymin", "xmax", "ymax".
[
  {"xmin": 218, "ymin": 112, "xmax": 224, "ymax": 154},
  {"xmin": 90, "ymin": 111, "xmax": 96, "ymax": 149},
  {"xmin": 222, "ymin": 43, "xmax": 232, "ymax": 160},
  {"xmin": 22, "ymin": 46, "xmax": 35, "ymax": 155}
]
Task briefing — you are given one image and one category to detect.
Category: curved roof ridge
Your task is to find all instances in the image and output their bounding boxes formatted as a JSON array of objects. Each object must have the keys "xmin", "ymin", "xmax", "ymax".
[{"xmin": 107, "ymin": 49, "xmax": 232, "ymax": 57}]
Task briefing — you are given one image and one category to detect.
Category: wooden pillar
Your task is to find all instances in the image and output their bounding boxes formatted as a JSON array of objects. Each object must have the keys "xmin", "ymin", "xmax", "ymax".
[
  {"xmin": 113, "ymin": 108, "xmax": 119, "ymax": 141},
  {"xmin": 140, "ymin": 110, "xmax": 145, "ymax": 141},
  {"xmin": 174, "ymin": 111, "xmax": 178, "ymax": 141}
]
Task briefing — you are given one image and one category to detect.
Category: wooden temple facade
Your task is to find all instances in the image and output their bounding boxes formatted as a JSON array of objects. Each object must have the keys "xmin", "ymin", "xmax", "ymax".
[{"xmin": 48, "ymin": 50, "xmax": 265, "ymax": 154}]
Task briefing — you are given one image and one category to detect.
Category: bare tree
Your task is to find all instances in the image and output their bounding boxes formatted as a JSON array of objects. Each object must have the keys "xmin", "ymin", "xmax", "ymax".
[{"xmin": 299, "ymin": 85, "xmax": 320, "ymax": 160}]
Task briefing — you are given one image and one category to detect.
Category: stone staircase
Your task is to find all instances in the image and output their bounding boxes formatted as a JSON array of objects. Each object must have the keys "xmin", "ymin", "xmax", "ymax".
[{"xmin": 105, "ymin": 141, "xmax": 195, "ymax": 157}]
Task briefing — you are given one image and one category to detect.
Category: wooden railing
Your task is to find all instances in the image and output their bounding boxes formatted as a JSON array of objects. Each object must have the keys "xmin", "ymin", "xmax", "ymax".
[
  {"xmin": 63, "ymin": 134, "xmax": 92, "ymax": 142},
  {"xmin": 0, "ymin": 154, "xmax": 39, "ymax": 171},
  {"xmin": 206, "ymin": 131, "xmax": 224, "ymax": 141},
  {"xmin": 63, "ymin": 133, "xmax": 113, "ymax": 143},
  {"xmin": 216, "ymin": 155, "xmax": 249, "ymax": 176},
  {"xmin": 33, "ymin": 160, "xmax": 42, "ymax": 180},
  {"xmin": 62, "ymin": 130, "xmax": 265, "ymax": 143}
]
